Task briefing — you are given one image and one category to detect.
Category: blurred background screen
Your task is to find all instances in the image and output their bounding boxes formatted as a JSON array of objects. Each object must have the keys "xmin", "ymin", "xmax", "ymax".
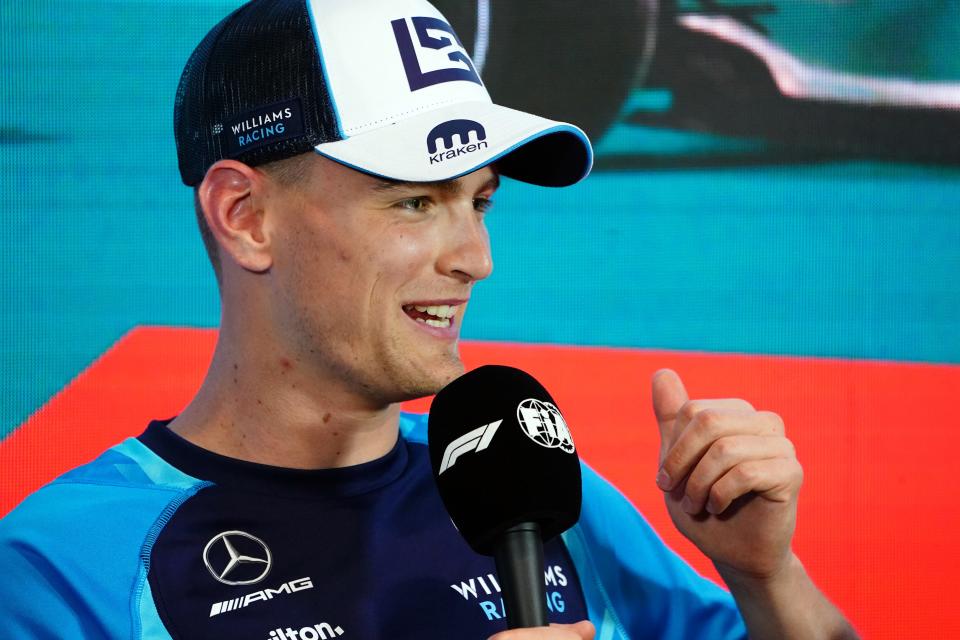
[{"xmin": 2, "ymin": 1, "xmax": 958, "ymax": 636}]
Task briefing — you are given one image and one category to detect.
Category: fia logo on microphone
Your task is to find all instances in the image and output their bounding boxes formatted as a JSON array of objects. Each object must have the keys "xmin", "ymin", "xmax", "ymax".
[{"xmin": 517, "ymin": 400, "xmax": 575, "ymax": 453}]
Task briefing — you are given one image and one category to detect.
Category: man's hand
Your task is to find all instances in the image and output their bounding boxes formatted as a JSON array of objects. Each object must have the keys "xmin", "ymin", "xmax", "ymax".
[
  {"xmin": 488, "ymin": 621, "xmax": 595, "ymax": 640},
  {"xmin": 651, "ymin": 369, "xmax": 803, "ymax": 579}
]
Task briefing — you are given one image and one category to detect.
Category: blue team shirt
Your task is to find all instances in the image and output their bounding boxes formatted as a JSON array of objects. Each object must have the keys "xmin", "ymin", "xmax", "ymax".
[{"xmin": 0, "ymin": 413, "xmax": 746, "ymax": 639}]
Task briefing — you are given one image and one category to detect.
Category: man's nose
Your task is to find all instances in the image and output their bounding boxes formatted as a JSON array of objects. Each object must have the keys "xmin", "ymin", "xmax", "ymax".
[{"xmin": 437, "ymin": 208, "xmax": 493, "ymax": 283}]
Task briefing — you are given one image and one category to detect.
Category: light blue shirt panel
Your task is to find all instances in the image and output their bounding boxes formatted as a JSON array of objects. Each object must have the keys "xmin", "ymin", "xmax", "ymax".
[{"xmin": 0, "ymin": 439, "xmax": 203, "ymax": 639}]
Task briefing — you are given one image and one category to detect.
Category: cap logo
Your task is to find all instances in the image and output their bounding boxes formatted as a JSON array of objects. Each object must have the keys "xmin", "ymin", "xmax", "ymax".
[
  {"xmin": 516, "ymin": 399, "xmax": 576, "ymax": 454},
  {"xmin": 222, "ymin": 98, "xmax": 305, "ymax": 158},
  {"xmin": 426, "ymin": 119, "xmax": 487, "ymax": 165},
  {"xmin": 426, "ymin": 119, "xmax": 486, "ymax": 154},
  {"xmin": 391, "ymin": 16, "xmax": 482, "ymax": 91}
]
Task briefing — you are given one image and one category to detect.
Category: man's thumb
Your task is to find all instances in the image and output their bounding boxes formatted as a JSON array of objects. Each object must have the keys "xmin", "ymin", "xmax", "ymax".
[{"xmin": 651, "ymin": 369, "xmax": 689, "ymax": 441}]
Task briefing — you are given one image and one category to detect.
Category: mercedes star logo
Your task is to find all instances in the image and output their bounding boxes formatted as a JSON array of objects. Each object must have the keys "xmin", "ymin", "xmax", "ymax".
[{"xmin": 202, "ymin": 530, "xmax": 273, "ymax": 586}]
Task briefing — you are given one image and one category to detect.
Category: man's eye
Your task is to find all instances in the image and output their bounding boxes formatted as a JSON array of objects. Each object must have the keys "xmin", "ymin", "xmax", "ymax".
[
  {"xmin": 398, "ymin": 197, "xmax": 429, "ymax": 211},
  {"xmin": 473, "ymin": 197, "xmax": 494, "ymax": 213}
]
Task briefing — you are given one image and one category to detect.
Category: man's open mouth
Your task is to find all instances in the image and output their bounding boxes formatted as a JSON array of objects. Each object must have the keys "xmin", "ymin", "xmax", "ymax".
[{"xmin": 402, "ymin": 304, "xmax": 458, "ymax": 329}]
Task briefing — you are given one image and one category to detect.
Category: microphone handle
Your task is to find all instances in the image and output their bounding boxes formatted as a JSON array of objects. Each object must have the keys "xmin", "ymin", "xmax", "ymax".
[{"xmin": 494, "ymin": 522, "xmax": 549, "ymax": 629}]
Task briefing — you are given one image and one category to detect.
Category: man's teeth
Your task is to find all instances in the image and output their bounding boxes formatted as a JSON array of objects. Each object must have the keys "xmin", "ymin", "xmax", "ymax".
[
  {"xmin": 413, "ymin": 304, "xmax": 456, "ymax": 319},
  {"xmin": 404, "ymin": 303, "xmax": 456, "ymax": 329}
]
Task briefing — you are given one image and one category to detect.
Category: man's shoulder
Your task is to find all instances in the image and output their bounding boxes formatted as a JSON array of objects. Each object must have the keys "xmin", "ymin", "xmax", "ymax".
[
  {"xmin": 58, "ymin": 436, "xmax": 203, "ymax": 490},
  {"xmin": 0, "ymin": 437, "xmax": 206, "ymax": 637},
  {"xmin": 1, "ymin": 437, "xmax": 208, "ymax": 554}
]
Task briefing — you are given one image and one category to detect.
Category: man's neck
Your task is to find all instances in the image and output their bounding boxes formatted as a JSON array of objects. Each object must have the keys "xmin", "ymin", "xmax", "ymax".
[{"xmin": 168, "ymin": 336, "xmax": 401, "ymax": 470}]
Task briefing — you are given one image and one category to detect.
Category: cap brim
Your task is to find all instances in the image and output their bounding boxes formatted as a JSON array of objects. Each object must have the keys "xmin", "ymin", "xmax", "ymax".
[{"xmin": 314, "ymin": 101, "xmax": 593, "ymax": 187}]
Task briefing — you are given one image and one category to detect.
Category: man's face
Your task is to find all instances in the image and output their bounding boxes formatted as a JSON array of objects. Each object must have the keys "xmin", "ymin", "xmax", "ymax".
[{"xmin": 266, "ymin": 155, "xmax": 496, "ymax": 405}]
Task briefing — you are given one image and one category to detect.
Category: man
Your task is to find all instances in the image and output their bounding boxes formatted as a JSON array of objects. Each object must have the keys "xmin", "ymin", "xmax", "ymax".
[{"xmin": 0, "ymin": 0, "xmax": 857, "ymax": 638}]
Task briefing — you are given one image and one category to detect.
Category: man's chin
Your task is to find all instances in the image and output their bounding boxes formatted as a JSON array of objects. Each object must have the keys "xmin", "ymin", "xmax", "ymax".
[{"xmin": 393, "ymin": 356, "xmax": 465, "ymax": 403}]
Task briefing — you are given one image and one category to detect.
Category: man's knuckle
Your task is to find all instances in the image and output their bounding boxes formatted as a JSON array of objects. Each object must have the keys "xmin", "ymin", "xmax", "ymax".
[
  {"xmin": 685, "ymin": 476, "xmax": 705, "ymax": 498},
  {"xmin": 709, "ymin": 484, "xmax": 726, "ymax": 505},
  {"xmin": 695, "ymin": 409, "xmax": 721, "ymax": 434},
  {"xmin": 793, "ymin": 459, "xmax": 805, "ymax": 485},
  {"xmin": 759, "ymin": 410, "xmax": 785, "ymax": 434},
  {"xmin": 783, "ymin": 437, "xmax": 797, "ymax": 458},
  {"xmin": 712, "ymin": 436, "xmax": 737, "ymax": 460},
  {"xmin": 679, "ymin": 400, "xmax": 699, "ymax": 422},
  {"xmin": 735, "ymin": 463, "xmax": 757, "ymax": 484},
  {"xmin": 664, "ymin": 446, "xmax": 686, "ymax": 474}
]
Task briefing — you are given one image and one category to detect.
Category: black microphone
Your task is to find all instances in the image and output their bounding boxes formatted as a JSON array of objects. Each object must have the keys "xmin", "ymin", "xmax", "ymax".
[{"xmin": 428, "ymin": 365, "xmax": 582, "ymax": 629}]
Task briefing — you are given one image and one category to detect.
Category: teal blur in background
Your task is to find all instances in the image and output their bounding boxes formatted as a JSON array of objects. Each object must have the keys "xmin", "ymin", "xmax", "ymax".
[{"xmin": 1, "ymin": 0, "xmax": 958, "ymax": 439}]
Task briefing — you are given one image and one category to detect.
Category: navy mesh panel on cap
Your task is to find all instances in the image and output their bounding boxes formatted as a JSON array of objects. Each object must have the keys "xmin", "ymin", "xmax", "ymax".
[{"xmin": 174, "ymin": 0, "xmax": 341, "ymax": 186}]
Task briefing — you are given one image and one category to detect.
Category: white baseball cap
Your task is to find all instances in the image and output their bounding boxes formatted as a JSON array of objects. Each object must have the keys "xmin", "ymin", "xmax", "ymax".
[{"xmin": 174, "ymin": 0, "xmax": 593, "ymax": 188}]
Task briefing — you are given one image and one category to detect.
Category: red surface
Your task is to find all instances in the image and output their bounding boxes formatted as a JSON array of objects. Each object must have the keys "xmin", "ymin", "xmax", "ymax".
[{"xmin": 2, "ymin": 325, "xmax": 958, "ymax": 637}]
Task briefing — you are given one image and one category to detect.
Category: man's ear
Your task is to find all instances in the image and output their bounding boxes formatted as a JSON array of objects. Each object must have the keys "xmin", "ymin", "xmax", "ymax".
[{"xmin": 197, "ymin": 160, "xmax": 273, "ymax": 274}]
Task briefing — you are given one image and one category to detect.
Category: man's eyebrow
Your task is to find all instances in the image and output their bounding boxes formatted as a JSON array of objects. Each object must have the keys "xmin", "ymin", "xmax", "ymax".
[{"xmin": 370, "ymin": 173, "xmax": 500, "ymax": 196}]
